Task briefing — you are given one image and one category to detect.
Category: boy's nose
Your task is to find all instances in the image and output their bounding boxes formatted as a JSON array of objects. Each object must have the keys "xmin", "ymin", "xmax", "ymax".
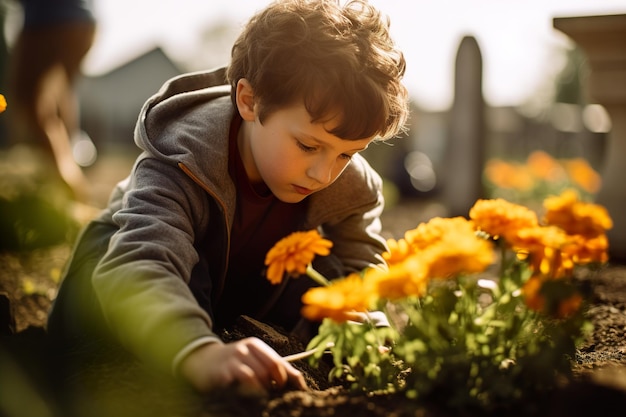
[{"xmin": 306, "ymin": 159, "xmax": 334, "ymax": 185}]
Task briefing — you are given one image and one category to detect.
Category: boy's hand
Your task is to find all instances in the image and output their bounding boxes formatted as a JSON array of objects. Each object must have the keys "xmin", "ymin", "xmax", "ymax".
[{"xmin": 179, "ymin": 337, "xmax": 308, "ymax": 394}]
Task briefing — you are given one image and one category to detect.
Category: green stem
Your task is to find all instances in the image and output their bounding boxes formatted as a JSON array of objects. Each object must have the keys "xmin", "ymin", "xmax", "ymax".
[
  {"xmin": 306, "ymin": 264, "xmax": 331, "ymax": 287},
  {"xmin": 499, "ymin": 239, "xmax": 507, "ymax": 279}
]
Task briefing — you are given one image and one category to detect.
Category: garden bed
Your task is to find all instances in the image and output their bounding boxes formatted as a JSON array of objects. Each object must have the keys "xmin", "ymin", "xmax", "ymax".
[{"xmin": 1, "ymin": 199, "xmax": 626, "ymax": 416}]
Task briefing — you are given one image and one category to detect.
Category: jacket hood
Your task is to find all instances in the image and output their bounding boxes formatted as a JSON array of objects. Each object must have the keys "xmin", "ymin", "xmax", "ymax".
[{"xmin": 134, "ymin": 67, "xmax": 234, "ymax": 189}]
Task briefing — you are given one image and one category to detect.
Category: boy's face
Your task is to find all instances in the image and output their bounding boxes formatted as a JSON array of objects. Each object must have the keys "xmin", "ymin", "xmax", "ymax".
[{"xmin": 238, "ymin": 102, "xmax": 373, "ymax": 203}]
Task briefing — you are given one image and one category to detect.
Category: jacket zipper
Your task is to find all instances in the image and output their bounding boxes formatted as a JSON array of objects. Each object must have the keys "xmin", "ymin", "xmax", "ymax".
[{"xmin": 177, "ymin": 161, "xmax": 230, "ymax": 302}]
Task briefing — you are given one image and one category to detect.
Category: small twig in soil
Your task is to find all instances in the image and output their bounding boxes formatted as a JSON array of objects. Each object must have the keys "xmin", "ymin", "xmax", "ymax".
[{"xmin": 283, "ymin": 342, "xmax": 335, "ymax": 362}]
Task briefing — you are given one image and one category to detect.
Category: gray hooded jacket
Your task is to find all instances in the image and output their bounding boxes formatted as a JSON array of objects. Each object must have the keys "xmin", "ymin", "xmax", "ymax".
[{"xmin": 90, "ymin": 67, "xmax": 388, "ymax": 373}]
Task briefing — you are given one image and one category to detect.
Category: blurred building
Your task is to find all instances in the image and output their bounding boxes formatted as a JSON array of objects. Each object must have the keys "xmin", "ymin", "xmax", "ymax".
[{"xmin": 79, "ymin": 46, "xmax": 182, "ymax": 152}]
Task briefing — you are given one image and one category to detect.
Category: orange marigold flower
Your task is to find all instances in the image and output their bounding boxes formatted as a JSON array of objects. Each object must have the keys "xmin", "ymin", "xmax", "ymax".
[
  {"xmin": 301, "ymin": 273, "xmax": 373, "ymax": 322},
  {"xmin": 534, "ymin": 246, "xmax": 575, "ymax": 279},
  {"xmin": 383, "ymin": 238, "xmax": 412, "ymax": 265},
  {"xmin": 562, "ymin": 233, "xmax": 609, "ymax": 265},
  {"xmin": 469, "ymin": 198, "xmax": 538, "ymax": 241},
  {"xmin": 508, "ymin": 225, "xmax": 570, "ymax": 255},
  {"xmin": 563, "ymin": 158, "xmax": 602, "ymax": 194},
  {"xmin": 543, "ymin": 189, "xmax": 612, "ymax": 237},
  {"xmin": 402, "ymin": 216, "xmax": 494, "ymax": 279},
  {"xmin": 420, "ymin": 235, "xmax": 495, "ymax": 279},
  {"xmin": 265, "ymin": 230, "xmax": 333, "ymax": 285},
  {"xmin": 522, "ymin": 275, "xmax": 545, "ymax": 313},
  {"xmin": 526, "ymin": 150, "xmax": 566, "ymax": 182},
  {"xmin": 404, "ymin": 216, "xmax": 476, "ymax": 251},
  {"xmin": 508, "ymin": 226, "xmax": 575, "ymax": 278},
  {"xmin": 484, "ymin": 159, "xmax": 534, "ymax": 191},
  {"xmin": 0, "ymin": 94, "xmax": 6, "ymax": 113},
  {"xmin": 523, "ymin": 276, "xmax": 583, "ymax": 318},
  {"xmin": 364, "ymin": 255, "xmax": 428, "ymax": 300},
  {"xmin": 557, "ymin": 292, "xmax": 583, "ymax": 318}
]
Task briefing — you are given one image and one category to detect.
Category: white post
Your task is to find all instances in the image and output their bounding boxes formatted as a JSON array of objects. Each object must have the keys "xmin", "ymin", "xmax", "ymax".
[{"xmin": 442, "ymin": 36, "xmax": 486, "ymax": 218}]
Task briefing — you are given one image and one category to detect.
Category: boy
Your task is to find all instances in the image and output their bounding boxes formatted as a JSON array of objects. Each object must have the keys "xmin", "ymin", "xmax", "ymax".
[{"xmin": 47, "ymin": 0, "xmax": 409, "ymax": 395}]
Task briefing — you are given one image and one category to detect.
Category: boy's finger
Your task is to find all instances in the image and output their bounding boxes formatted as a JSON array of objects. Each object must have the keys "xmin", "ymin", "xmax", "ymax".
[{"xmin": 285, "ymin": 366, "xmax": 307, "ymax": 390}]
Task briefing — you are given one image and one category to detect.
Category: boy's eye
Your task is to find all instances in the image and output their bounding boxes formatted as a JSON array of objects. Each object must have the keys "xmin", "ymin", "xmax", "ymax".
[
  {"xmin": 296, "ymin": 141, "xmax": 316, "ymax": 153},
  {"xmin": 296, "ymin": 139, "xmax": 355, "ymax": 161}
]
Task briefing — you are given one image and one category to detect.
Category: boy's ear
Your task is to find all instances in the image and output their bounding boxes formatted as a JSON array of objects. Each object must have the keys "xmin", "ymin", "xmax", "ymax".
[{"xmin": 235, "ymin": 78, "xmax": 256, "ymax": 122}]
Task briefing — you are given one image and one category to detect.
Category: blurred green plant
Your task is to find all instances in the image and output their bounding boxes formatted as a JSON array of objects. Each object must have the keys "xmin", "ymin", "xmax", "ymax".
[
  {"xmin": 0, "ymin": 149, "xmax": 80, "ymax": 251},
  {"xmin": 0, "ymin": 193, "xmax": 79, "ymax": 251}
]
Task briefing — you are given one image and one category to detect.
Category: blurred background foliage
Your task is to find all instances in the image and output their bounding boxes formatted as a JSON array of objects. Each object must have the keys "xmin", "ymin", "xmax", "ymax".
[{"xmin": 0, "ymin": 147, "xmax": 80, "ymax": 251}]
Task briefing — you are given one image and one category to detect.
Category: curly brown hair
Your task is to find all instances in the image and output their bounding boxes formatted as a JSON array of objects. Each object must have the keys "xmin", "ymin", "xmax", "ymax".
[{"xmin": 227, "ymin": 0, "xmax": 409, "ymax": 141}]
